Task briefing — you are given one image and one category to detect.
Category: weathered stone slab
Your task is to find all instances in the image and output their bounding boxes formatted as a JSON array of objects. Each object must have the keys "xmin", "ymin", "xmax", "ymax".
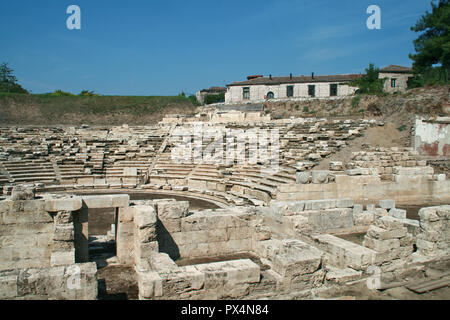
[
  {"xmin": 45, "ymin": 198, "xmax": 82, "ymax": 212},
  {"xmin": 363, "ymin": 237, "xmax": 400, "ymax": 252},
  {"xmin": 312, "ymin": 234, "xmax": 376, "ymax": 270},
  {"xmin": 296, "ymin": 172, "xmax": 310, "ymax": 184},
  {"xmin": 311, "ymin": 170, "xmax": 329, "ymax": 184},
  {"xmin": 366, "ymin": 225, "xmax": 407, "ymax": 240},
  {"xmin": 389, "ymin": 208, "xmax": 407, "ymax": 219},
  {"xmin": 157, "ymin": 201, "xmax": 189, "ymax": 220},
  {"xmin": 379, "ymin": 199, "xmax": 395, "ymax": 209},
  {"xmin": 374, "ymin": 216, "xmax": 404, "ymax": 230}
]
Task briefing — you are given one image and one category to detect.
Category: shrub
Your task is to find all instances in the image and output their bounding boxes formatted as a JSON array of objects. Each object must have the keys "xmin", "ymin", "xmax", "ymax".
[
  {"xmin": 188, "ymin": 95, "xmax": 201, "ymax": 106},
  {"xmin": 352, "ymin": 96, "xmax": 361, "ymax": 108},
  {"xmin": 204, "ymin": 93, "xmax": 225, "ymax": 105},
  {"xmin": 79, "ymin": 90, "xmax": 99, "ymax": 96}
]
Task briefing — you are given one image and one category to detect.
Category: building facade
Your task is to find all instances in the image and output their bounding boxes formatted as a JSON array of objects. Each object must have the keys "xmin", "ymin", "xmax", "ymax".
[
  {"xmin": 225, "ymin": 74, "xmax": 362, "ymax": 104},
  {"xmin": 196, "ymin": 87, "xmax": 226, "ymax": 105},
  {"xmin": 378, "ymin": 65, "xmax": 413, "ymax": 93}
]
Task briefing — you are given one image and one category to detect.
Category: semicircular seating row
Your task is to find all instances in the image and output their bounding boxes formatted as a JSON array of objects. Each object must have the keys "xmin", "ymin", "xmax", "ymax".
[{"xmin": 0, "ymin": 119, "xmax": 373, "ymax": 205}]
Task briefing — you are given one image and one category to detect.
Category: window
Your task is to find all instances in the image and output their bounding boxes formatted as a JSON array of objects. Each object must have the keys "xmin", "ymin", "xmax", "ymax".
[
  {"xmin": 287, "ymin": 86, "xmax": 294, "ymax": 97},
  {"xmin": 308, "ymin": 85, "xmax": 315, "ymax": 97},
  {"xmin": 266, "ymin": 91, "xmax": 274, "ymax": 99},
  {"xmin": 330, "ymin": 84, "xmax": 338, "ymax": 96},
  {"xmin": 243, "ymin": 87, "xmax": 250, "ymax": 100},
  {"xmin": 391, "ymin": 78, "xmax": 397, "ymax": 88}
]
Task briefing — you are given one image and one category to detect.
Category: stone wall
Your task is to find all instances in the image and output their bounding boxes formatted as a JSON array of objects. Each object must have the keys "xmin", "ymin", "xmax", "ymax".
[
  {"xmin": 0, "ymin": 263, "xmax": 97, "ymax": 300},
  {"xmin": 270, "ymin": 199, "xmax": 355, "ymax": 233},
  {"xmin": 416, "ymin": 205, "xmax": 450, "ymax": 256},
  {"xmin": 156, "ymin": 201, "xmax": 254, "ymax": 260},
  {"xmin": 0, "ymin": 187, "xmax": 98, "ymax": 300},
  {"xmin": 225, "ymin": 82, "xmax": 357, "ymax": 104},
  {"xmin": 277, "ymin": 168, "xmax": 450, "ymax": 203},
  {"xmin": 379, "ymin": 72, "xmax": 412, "ymax": 93},
  {"xmin": 414, "ymin": 116, "xmax": 450, "ymax": 157},
  {"xmin": 0, "ymin": 197, "xmax": 54, "ymax": 270}
]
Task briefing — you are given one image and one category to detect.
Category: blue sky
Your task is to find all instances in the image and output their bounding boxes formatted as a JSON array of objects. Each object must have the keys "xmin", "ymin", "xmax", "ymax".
[{"xmin": 0, "ymin": 0, "xmax": 433, "ymax": 96}]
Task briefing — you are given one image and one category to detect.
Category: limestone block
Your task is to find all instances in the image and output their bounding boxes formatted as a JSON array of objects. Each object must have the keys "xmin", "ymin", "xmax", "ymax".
[
  {"xmin": 136, "ymin": 227, "xmax": 157, "ymax": 243},
  {"xmin": 138, "ymin": 271, "xmax": 163, "ymax": 299},
  {"xmin": 379, "ymin": 199, "xmax": 395, "ymax": 209},
  {"xmin": 325, "ymin": 267, "xmax": 362, "ymax": 284},
  {"xmin": 0, "ymin": 200, "xmax": 11, "ymax": 214},
  {"xmin": 123, "ymin": 168, "xmax": 138, "ymax": 176},
  {"xmin": 367, "ymin": 225, "xmax": 407, "ymax": 240},
  {"xmin": 157, "ymin": 201, "xmax": 189, "ymax": 220},
  {"xmin": 270, "ymin": 201, "xmax": 305, "ymax": 216},
  {"xmin": 134, "ymin": 206, "xmax": 157, "ymax": 229},
  {"xmin": 346, "ymin": 168, "xmax": 362, "ymax": 176},
  {"xmin": 374, "ymin": 246, "xmax": 414, "ymax": 264},
  {"xmin": 81, "ymin": 194, "xmax": 129, "ymax": 208},
  {"xmin": 374, "ymin": 216, "xmax": 404, "ymax": 230},
  {"xmin": 329, "ymin": 161, "xmax": 343, "ymax": 171},
  {"xmin": 366, "ymin": 204, "xmax": 375, "ymax": 212},
  {"xmin": 110, "ymin": 194, "xmax": 130, "ymax": 207},
  {"xmin": 312, "ymin": 234, "xmax": 376, "ymax": 270},
  {"xmin": 308, "ymin": 208, "xmax": 353, "ymax": 231},
  {"xmin": 149, "ymin": 252, "xmax": 180, "ymax": 274},
  {"xmin": 363, "ymin": 237, "xmax": 400, "ymax": 252},
  {"xmin": 309, "ymin": 199, "xmax": 336, "ymax": 210},
  {"xmin": 353, "ymin": 204, "xmax": 363, "ymax": 214},
  {"xmin": 118, "ymin": 206, "xmax": 136, "ymax": 223},
  {"xmin": 353, "ymin": 212, "xmax": 375, "ymax": 226},
  {"xmin": 0, "ymin": 274, "xmax": 18, "ymax": 299},
  {"xmin": 336, "ymin": 198, "xmax": 354, "ymax": 208},
  {"xmin": 53, "ymin": 224, "xmax": 74, "ymax": 241},
  {"xmin": 373, "ymin": 208, "xmax": 389, "ymax": 217},
  {"xmin": 54, "ymin": 211, "xmax": 73, "ymax": 224},
  {"xmin": 159, "ymin": 218, "xmax": 181, "ymax": 233},
  {"xmin": 311, "ymin": 170, "xmax": 329, "ymax": 184},
  {"xmin": 399, "ymin": 233, "xmax": 415, "ymax": 247},
  {"xmin": 45, "ymin": 198, "xmax": 82, "ymax": 212},
  {"xmin": 389, "ymin": 208, "xmax": 407, "ymax": 219},
  {"xmin": 160, "ymin": 267, "xmax": 205, "ymax": 298},
  {"xmin": 418, "ymin": 207, "xmax": 440, "ymax": 222},
  {"xmin": 51, "ymin": 250, "xmax": 75, "ymax": 266},
  {"xmin": 11, "ymin": 185, "xmax": 35, "ymax": 200},
  {"xmin": 295, "ymin": 172, "xmax": 310, "ymax": 184}
]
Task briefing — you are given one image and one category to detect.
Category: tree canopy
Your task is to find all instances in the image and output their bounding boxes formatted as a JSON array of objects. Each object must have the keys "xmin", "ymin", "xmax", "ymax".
[
  {"xmin": 409, "ymin": 0, "xmax": 450, "ymax": 77},
  {"xmin": 352, "ymin": 63, "xmax": 385, "ymax": 95},
  {"xmin": 0, "ymin": 62, "xmax": 28, "ymax": 94}
]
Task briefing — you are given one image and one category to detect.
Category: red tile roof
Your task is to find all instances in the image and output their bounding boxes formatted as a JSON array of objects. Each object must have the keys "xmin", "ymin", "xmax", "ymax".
[
  {"xmin": 227, "ymin": 74, "xmax": 362, "ymax": 87},
  {"xmin": 379, "ymin": 65, "xmax": 413, "ymax": 73}
]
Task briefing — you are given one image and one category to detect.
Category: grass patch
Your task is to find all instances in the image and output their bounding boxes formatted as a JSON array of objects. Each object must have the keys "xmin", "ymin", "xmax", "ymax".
[
  {"xmin": 0, "ymin": 93, "xmax": 196, "ymax": 124},
  {"xmin": 352, "ymin": 96, "xmax": 361, "ymax": 108}
]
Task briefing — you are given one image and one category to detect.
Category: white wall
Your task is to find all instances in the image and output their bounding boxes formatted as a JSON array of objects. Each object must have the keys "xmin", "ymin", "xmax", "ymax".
[
  {"xmin": 379, "ymin": 73, "xmax": 412, "ymax": 93},
  {"xmin": 225, "ymin": 82, "xmax": 358, "ymax": 103}
]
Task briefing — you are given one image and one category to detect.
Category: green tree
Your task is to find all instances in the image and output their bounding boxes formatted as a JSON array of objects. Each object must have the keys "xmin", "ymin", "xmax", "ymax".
[
  {"xmin": 0, "ymin": 62, "xmax": 28, "ymax": 93},
  {"xmin": 409, "ymin": 0, "xmax": 450, "ymax": 81},
  {"xmin": 79, "ymin": 90, "xmax": 99, "ymax": 96},
  {"xmin": 352, "ymin": 63, "xmax": 385, "ymax": 95}
]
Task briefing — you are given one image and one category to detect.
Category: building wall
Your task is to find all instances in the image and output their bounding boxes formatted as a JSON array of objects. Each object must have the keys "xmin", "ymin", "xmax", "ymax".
[
  {"xmin": 414, "ymin": 116, "xmax": 450, "ymax": 157},
  {"xmin": 379, "ymin": 72, "xmax": 412, "ymax": 93},
  {"xmin": 225, "ymin": 82, "xmax": 358, "ymax": 103}
]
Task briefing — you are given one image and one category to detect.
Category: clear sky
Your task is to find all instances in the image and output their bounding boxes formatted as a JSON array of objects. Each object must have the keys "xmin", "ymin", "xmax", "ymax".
[{"xmin": 0, "ymin": 0, "xmax": 433, "ymax": 96}]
